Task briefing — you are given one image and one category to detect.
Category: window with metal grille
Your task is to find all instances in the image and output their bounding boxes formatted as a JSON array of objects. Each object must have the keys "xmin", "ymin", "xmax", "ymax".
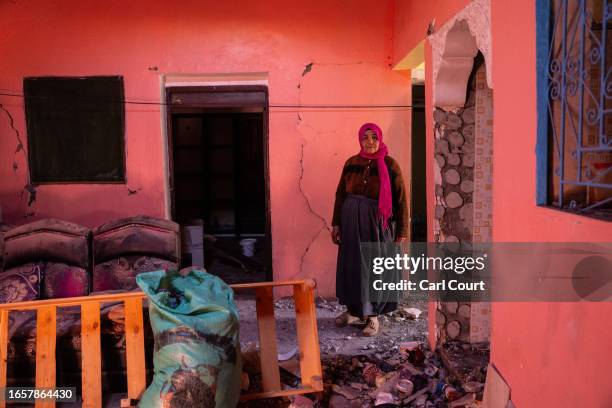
[
  {"xmin": 24, "ymin": 76, "xmax": 126, "ymax": 183},
  {"xmin": 536, "ymin": 0, "xmax": 611, "ymax": 220}
]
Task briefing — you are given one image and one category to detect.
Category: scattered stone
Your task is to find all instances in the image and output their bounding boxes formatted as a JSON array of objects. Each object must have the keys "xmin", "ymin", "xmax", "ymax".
[
  {"xmin": 349, "ymin": 382, "xmax": 368, "ymax": 391},
  {"xmin": 415, "ymin": 393, "xmax": 429, "ymax": 408},
  {"xmin": 403, "ymin": 388, "xmax": 430, "ymax": 405},
  {"xmin": 329, "ymin": 394, "xmax": 351, "ymax": 408},
  {"xmin": 462, "ymin": 381, "xmax": 483, "ymax": 393},
  {"xmin": 289, "ymin": 394, "xmax": 314, "ymax": 408},
  {"xmin": 332, "ymin": 384, "xmax": 360, "ymax": 400},
  {"xmin": 449, "ymin": 393, "xmax": 476, "ymax": 407},
  {"xmin": 374, "ymin": 391, "xmax": 395, "ymax": 406},
  {"xmin": 401, "ymin": 307, "xmax": 423, "ymax": 320},
  {"xmin": 350, "ymin": 358, "xmax": 363, "ymax": 370}
]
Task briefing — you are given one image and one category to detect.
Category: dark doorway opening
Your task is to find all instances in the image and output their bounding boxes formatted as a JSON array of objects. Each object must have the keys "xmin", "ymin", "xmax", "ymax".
[
  {"xmin": 411, "ymin": 84, "xmax": 427, "ymax": 242},
  {"xmin": 166, "ymin": 86, "xmax": 271, "ymax": 284}
]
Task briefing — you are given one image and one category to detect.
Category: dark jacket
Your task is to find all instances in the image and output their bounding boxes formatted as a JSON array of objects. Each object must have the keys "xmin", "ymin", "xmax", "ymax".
[{"xmin": 332, "ymin": 154, "xmax": 408, "ymax": 238}]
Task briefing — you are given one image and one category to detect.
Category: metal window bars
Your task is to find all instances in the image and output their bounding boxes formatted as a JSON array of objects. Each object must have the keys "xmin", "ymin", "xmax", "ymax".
[{"xmin": 546, "ymin": 0, "xmax": 611, "ymax": 218}]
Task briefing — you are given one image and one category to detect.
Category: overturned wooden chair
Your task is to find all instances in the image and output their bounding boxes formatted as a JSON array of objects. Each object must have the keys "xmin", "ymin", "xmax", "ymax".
[{"xmin": 0, "ymin": 279, "xmax": 323, "ymax": 407}]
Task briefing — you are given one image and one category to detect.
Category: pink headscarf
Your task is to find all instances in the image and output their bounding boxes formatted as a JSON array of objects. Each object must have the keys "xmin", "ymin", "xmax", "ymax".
[{"xmin": 358, "ymin": 123, "xmax": 392, "ymax": 229}]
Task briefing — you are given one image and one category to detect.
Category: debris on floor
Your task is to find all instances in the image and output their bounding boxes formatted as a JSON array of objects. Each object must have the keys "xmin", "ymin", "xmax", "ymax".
[{"xmin": 238, "ymin": 296, "xmax": 489, "ymax": 407}]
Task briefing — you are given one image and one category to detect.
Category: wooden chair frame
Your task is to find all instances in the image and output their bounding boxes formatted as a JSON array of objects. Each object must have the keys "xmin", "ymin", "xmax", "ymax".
[{"xmin": 0, "ymin": 279, "xmax": 323, "ymax": 407}]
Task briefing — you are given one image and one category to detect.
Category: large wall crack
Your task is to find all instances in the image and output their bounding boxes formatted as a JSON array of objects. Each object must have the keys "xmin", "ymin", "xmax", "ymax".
[
  {"xmin": 1, "ymin": 101, "xmax": 37, "ymax": 215},
  {"xmin": 297, "ymin": 141, "xmax": 330, "ymax": 277},
  {"xmin": 0, "ymin": 102, "xmax": 26, "ymax": 172}
]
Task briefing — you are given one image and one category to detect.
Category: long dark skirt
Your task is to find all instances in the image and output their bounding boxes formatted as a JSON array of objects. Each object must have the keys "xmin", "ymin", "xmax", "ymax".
[{"xmin": 336, "ymin": 194, "xmax": 398, "ymax": 318}]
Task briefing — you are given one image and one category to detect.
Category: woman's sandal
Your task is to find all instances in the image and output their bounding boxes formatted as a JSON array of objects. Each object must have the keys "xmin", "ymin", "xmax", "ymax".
[
  {"xmin": 335, "ymin": 312, "xmax": 361, "ymax": 327},
  {"xmin": 362, "ymin": 316, "xmax": 380, "ymax": 336}
]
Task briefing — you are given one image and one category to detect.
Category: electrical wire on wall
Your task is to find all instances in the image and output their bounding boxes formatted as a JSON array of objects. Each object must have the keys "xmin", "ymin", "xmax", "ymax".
[{"xmin": 0, "ymin": 91, "xmax": 423, "ymax": 111}]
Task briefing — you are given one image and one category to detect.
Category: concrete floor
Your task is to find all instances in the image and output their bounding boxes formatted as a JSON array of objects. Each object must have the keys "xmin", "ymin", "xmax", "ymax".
[{"xmin": 237, "ymin": 294, "xmax": 429, "ymax": 361}]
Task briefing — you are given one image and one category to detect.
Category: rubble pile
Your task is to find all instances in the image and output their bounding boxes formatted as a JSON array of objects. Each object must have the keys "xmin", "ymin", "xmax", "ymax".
[
  {"xmin": 240, "ymin": 340, "xmax": 487, "ymax": 407},
  {"xmin": 439, "ymin": 341, "xmax": 489, "ymax": 385},
  {"xmin": 315, "ymin": 341, "xmax": 485, "ymax": 408},
  {"xmin": 238, "ymin": 297, "xmax": 487, "ymax": 407}
]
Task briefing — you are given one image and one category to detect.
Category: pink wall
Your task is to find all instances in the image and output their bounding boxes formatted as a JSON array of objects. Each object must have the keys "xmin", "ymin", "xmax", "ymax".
[
  {"xmin": 0, "ymin": 0, "xmax": 412, "ymax": 296},
  {"xmin": 491, "ymin": 1, "xmax": 612, "ymax": 407},
  {"xmin": 392, "ymin": 0, "xmax": 471, "ymax": 66},
  {"xmin": 394, "ymin": 0, "xmax": 612, "ymax": 406}
]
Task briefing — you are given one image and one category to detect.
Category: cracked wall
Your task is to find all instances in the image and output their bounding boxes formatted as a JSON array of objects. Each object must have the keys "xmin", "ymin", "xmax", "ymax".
[
  {"xmin": 0, "ymin": 0, "xmax": 411, "ymax": 296},
  {"xmin": 393, "ymin": 0, "xmax": 612, "ymax": 406}
]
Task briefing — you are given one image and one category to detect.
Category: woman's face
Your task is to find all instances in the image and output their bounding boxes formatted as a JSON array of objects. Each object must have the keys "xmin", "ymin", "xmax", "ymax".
[{"xmin": 360, "ymin": 129, "xmax": 380, "ymax": 154}]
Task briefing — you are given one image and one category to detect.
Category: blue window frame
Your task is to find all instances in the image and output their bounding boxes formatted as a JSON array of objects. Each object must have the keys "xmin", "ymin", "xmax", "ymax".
[{"xmin": 536, "ymin": 0, "xmax": 611, "ymax": 220}]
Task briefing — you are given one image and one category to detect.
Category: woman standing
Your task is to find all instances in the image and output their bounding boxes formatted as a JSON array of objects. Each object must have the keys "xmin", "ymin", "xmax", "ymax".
[{"xmin": 331, "ymin": 123, "xmax": 408, "ymax": 336}]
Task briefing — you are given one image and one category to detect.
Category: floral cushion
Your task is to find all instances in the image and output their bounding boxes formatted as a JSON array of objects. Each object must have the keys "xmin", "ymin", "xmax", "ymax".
[
  {"xmin": 0, "ymin": 264, "xmax": 40, "ymax": 303},
  {"xmin": 93, "ymin": 255, "xmax": 177, "ymax": 292},
  {"xmin": 42, "ymin": 263, "xmax": 89, "ymax": 299}
]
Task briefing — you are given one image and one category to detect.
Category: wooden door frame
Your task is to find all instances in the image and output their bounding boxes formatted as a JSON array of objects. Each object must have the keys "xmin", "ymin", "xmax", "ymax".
[{"xmin": 164, "ymin": 85, "xmax": 273, "ymax": 281}]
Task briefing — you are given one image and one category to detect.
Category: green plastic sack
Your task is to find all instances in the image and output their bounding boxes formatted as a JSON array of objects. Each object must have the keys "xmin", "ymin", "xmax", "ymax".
[{"xmin": 136, "ymin": 269, "xmax": 241, "ymax": 408}]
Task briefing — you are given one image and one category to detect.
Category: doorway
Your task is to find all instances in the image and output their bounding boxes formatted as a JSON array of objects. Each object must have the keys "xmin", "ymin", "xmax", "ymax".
[
  {"xmin": 411, "ymin": 83, "xmax": 427, "ymax": 242},
  {"xmin": 166, "ymin": 86, "xmax": 271, "ymax": 284}
]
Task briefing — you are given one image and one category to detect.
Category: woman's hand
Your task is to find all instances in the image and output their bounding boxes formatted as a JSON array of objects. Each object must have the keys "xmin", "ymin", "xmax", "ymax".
[
  {"xmin": 395, "ymin": 236, "xmax": 407, "ymax": 243},
  {"xmin": 331, "ymin": 226, "xmax": 341, "ymax": 245}
]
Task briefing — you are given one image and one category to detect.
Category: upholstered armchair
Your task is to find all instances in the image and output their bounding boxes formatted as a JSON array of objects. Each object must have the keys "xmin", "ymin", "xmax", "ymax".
[{"xmin": 92, "ymin": 215, "xmax": 180, "ymax": 292}]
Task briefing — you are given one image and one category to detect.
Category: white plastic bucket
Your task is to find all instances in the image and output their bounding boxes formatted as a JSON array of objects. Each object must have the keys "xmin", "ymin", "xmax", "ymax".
[
  {"xmin": 181, "ymin": 222, "xmax": 204, "ymax": 267},
  {"xmin": 239, "ymin": 238, "xmax": 257, "ymax": 257}
]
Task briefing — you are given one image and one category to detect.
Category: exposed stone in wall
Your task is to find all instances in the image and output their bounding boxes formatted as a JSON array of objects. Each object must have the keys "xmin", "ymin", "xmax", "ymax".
[
  {"xmin": 436, "ymin": 301, "xmax": 471, "ymax": 343},
  {"xmin": 433, "ymin": 61, "xmax": 481, "ymax": 345},
  {"xmin": 433, "ymin": 102, "xmax": 475, "ymax": 245}
]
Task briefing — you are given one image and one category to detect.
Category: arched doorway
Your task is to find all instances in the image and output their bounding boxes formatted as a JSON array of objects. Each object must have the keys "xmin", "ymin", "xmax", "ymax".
[{"xmin": 430, "ymin": 11, "xmax": 494, "ymax": 346}]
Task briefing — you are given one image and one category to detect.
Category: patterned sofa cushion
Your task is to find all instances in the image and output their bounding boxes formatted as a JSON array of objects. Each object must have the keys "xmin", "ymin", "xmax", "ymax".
[
  {"xmin": 3, "ymin": 219, "xmax": 90, "ymax": 270},
  {"xmin": 0, "ymin": 264, "xmax": 40, "ymax": 303},
  {"xmin": 93, "ymin": 255, "xmax": 177, "ymax": 292},
  {"xmin": 92, "ymin": 216, "xmax": 180, "ymax": 291},
  {"xmin": 93, "ymin": 216, "xmax": 180, "ymax": 265},
  {"xmin": 42, "ymin": 262, "xmax": 89, "ymax": 299}
]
